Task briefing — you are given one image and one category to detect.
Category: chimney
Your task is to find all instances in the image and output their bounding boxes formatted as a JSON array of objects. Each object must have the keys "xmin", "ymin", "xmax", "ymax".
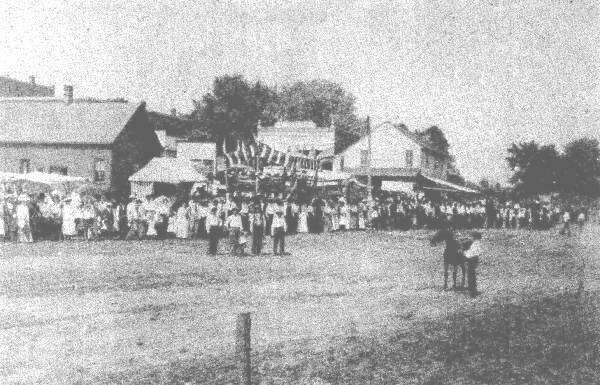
[
  {"xmin": 29, "ymin": 75, "xmax": 36, "ymax": 85},
  {"xmin": 170, "ymin": 108, "xmax": 177, "ymax": 117},
  {"xmin": 63, "ymin": 85, "xmax": 73, "ymax": 104}
]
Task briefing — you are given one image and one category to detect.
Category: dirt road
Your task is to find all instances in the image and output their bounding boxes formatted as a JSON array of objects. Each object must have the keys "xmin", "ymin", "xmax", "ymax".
[{"xmin": 0, "ymin": 226, "xmax": 595, "ymax": 384}]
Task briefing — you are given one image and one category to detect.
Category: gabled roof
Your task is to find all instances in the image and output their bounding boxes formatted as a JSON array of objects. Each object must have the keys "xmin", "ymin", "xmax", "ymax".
[
  {"xmin": 257, "ymin": 120, "xmax": 335, "ymax": 152},
  {"xmin": 0, "ymin": 98, "xmax": 139, "ymax": 145},
  {"xmin": 128, "ymin": 157, "xmax": 207, "ymax": 183},
  {"xmin": 339, "ymin": 121, "xmax": 445, "ymax": 157},
  {"xmin": 391, "ymin": 123, "xmax": 444, "ymax": 154}
]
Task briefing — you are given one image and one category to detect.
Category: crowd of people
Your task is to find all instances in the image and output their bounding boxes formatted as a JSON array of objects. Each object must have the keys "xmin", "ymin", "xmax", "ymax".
[{"xmin": 0, "ymin": 186, "xmax": 596, "ymax": 253}]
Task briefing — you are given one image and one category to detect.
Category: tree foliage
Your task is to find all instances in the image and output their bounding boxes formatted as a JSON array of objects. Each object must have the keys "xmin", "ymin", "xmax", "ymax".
[
  {"xmin": 417, "ymin": 126, "xmax": 450, "ymax": 158},
  {"xmin": 561, "ymin": 138, "xmax": 600, "ymax": 195},
  {"xmin": 190, "ymin": 75, "xmax": 277, "ymax": 152},
  {"xmin": 277, "ymin": 80, "xmax": 357, "ymax": 127},
  {"xmin": 506, "ymin": 141, "xmax": 560, "ymax": 195},
  {"xmin": 506, "ymin": 138, "xmax": 600, "ymax": 197},
  {"xmin": 190, "ymin": 76, "xmax": 361, "ymax": 153}
]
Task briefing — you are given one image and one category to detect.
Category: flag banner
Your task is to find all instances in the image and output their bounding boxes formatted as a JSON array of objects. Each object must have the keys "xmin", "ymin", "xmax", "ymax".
[
  {"xmin": 225, "ymin": 151, "xmax": 233, "ymax": 166},
  {"xmin": 260, "ymin": 143, "xmax": 269, "ymax": 158},
  {"xmin": 276, "ymin": 151, "xmax": 283, "ymax": 165},
  {"xmin": 250, "ymin": 143, "xmax": 256, "ymax": 158},
  {"xmin": 223, "ymin": 139, "xmax": 233, "ymax": 166},
  {"xmin": 242, "ymin": 141, "xmax": 249, "ymax": 161},
  {"xmin": 235, "ymin": 141, "xmax": 242, "ymax": 162}
]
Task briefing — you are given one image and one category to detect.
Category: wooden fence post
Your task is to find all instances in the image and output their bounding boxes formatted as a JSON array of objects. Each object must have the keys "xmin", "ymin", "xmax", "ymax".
[{"xmin": 236, "ymin": 312, "xmax": 252, "ymax": 385}]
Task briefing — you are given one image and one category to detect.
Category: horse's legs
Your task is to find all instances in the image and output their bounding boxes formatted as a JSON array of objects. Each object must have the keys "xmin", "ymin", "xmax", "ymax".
[
  {"xmin": 460, "ymin": 263, "xmax": 466, "ymax": 288},
  {"xmin": 443, "ymin": 262, "xmax": 449, "ymax": 290}
]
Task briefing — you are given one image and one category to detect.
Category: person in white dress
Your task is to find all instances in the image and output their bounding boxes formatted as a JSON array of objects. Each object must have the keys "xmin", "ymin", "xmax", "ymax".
[
  {"xmin": 61, "ymin": 198, "xmax": 77, "ymax": 239},
  {"xmin": 339, "ymin": 202, "xmax": 349, "ymax": 231},
  {"xmin": 297, "ymin": 205, "xmax": 309, "ymax": 233},
  {"xmin": 145, "ymin": 200, "xmax": 159, "ymax": 239},
  {"xmin": 16, "ymin": 195, "xmax": 33, "ymax": 243},
  {"xmin": 358, "ymin": 201, "xmax": 367, "ymax": 230},
  {"xmin": 0, "ymin": 197, "xmax": 5, "ymax": 239},
  {"xmin": 331, "ymin": 204, "xmax": 340, "ymax": 231},
  {"xmin": 175, "ymin": 202, "xmax": 190, "ymax": 239}
]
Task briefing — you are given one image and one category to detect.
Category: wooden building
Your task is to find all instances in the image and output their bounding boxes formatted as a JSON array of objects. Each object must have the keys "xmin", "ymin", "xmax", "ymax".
[
  {"xmin": 334, "ymin": 121, "xmax": 465, "ymax": 192},
  {"xmin": 257, "ymin": 120, "xmax": 335, "ymax": 153},
  {"xmin": 0, "ymin": 94, "xmax": 162, "ymax": 198}
]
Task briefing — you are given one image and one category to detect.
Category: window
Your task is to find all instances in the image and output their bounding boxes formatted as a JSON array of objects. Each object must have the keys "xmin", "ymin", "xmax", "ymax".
[
  {"xmin": 50, "ymin": 166, "xmax": 68, "ymax": 175},
  {"xmin": 93, "ymin": 159, "xmax": 107, "ymax": 181},
  {"xmin": 93, "ymin": 158, "xmax": 108, "ymax": 182},
  {"xmin": 19, "ymin": 159, "xmax": 31, "ymax": 174},
  {"xmin": 360, "ymin": 150, "xmax": 369, "ymax": 167},
  {"xmin": 405, "ymin": 150, "xmax": 414, "ymax": 168}
]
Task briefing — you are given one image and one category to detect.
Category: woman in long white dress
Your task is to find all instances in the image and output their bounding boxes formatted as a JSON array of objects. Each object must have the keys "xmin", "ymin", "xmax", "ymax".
[
  {"xmin": 175, "ymin": 202, "xmax": 190, "ymax": 239},
  {"xmin": 331, "ymin": 204, "xmax": 340, "ymax": 232},
  {"xmin": 0, "ymin": 198, "xmax": 5, "ymax": 239},
  {"xmin": 358, "ymin": 202, "xmax": 367, "ymax": 230},
  {"xmin": 297, "ymin": 205, "xmax": 309, "ymax": 233},
  {"xmin": 339, "ymin": 203, "xmax": 349, "ymax": 231},
  {"xmin": 61, "ymin": 199, "xmax": 77, "ymax": 239},
  {"xmin": 16, "ymin": 196, "xmax": 33, "ymax": 243}
]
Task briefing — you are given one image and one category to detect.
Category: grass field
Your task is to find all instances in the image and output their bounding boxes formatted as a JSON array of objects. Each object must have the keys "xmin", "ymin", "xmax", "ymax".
[{"xmin": 1, "ymin": 225, "xmax": 600, "ymax": 384}]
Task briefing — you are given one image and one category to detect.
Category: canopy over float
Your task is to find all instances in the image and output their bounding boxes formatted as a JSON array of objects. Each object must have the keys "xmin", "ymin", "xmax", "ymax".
[{"xmin": 129, "ymin": 157, "xmax": 207, "ymax": 197}]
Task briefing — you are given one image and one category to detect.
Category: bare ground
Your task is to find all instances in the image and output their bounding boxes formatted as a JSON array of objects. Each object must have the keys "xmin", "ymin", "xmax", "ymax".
[{"xmin": 1, "ymin": 225, "xmax": 599, "ymax": 384}]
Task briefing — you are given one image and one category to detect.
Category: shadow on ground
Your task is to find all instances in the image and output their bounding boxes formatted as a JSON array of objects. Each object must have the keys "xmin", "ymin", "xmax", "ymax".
[{"xmin": 98, "ymin": 288, "xmax": 600, "ymax": 385}]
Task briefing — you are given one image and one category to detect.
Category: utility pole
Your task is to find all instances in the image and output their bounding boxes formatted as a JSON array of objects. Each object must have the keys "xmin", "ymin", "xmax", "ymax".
[
  {"xmin": 255, "ymin": 154, "xmax": 260, "ymax": 195},
  {"xmin": 367, "ymin": 116, "xmax": 373, "ymax": 202}
]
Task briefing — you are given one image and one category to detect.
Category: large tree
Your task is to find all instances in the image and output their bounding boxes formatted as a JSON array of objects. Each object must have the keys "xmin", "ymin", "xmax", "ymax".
[
  {"xmin": 560, "ymin": 137, "xmax": 600, "ymax": 196},
  {"xmin": 190, "ymin": 75, "xmax": 276, "ymax": 151},
  {"xmin": 277, "ymin": 79, "xmax": 361, "ymax": 153},
  {"xmin": 417, "ymin": 126, "xmax": 450, "ymax": 159},
  {"xmin": 506, "ymin": 141, "xmax": 561, "ymax": 196},
  {"xmin": 277, "ymin": 79, "xmax": 356, "ymax": 127}
]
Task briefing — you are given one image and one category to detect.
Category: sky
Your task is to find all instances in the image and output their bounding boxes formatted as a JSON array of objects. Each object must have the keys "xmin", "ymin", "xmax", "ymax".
[{"xmin": 1, "ymin": 0, "xmax": 599, "ymax": 183}]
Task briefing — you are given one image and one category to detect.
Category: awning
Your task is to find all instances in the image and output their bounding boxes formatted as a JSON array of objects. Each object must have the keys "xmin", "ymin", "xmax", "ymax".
[
  {"xmin": 129, "ymin": 157, "xmax": 207, "ymax": 184},
  {"xmin": 0, "ymin": 171, "xmax": 87, "ymax": 184},
  {"xmin": 381, "ymin": 180, "xmax": 414, "ymax": 193},
  {"xmin": 421, "ymin": 175, "xmax": 480, "ymax": 194},
  {"xmin": 18, "ymin": 171, "xmax": 88, "ymax": 184}
]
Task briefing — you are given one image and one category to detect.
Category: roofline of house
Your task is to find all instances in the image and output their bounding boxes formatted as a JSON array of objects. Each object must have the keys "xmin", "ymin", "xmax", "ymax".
[
  {"xmin": 338, "ymin": 121, "xmax": 446, "ymax": 157},
  {"xmin": 0, "ymin": 141, "xmax": 113, "ymax": 149},
  {"xmin": 0, "ymin": 97, "xmax": 129, "ymax": 104}
]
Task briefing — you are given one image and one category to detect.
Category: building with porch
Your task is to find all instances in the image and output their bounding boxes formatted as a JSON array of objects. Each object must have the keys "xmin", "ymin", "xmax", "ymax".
[{"xmin": 334, "ymin": 121, "xmax": 469, "ymax": 193}]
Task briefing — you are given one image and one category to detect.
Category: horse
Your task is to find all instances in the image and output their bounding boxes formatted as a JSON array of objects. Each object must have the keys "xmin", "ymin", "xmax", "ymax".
[{"xmin": 431, "ymin": 226, "xmax": 466, "ymax": 290}]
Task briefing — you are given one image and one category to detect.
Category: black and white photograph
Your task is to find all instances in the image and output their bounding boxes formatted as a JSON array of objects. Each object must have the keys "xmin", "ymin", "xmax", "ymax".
[{"xmin": 1, "ymin": 1, "xmax": 600, "ymax": 384}]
